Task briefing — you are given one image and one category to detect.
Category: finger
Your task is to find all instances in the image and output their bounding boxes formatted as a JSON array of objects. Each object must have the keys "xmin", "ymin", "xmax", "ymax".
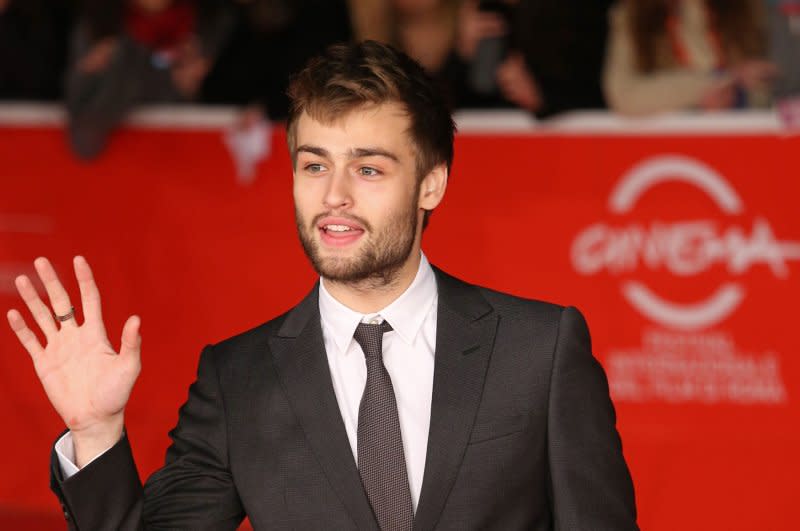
[
  {"xmin": 34, "ymin": 257, "xmax": 77, "ymax": 328},
  {"xmin": 14, "ymin": 275, "xmax": 58, "ymax": 339},
  {"xmin": 7, "ymin": 309, "xmax": 45, "ymax": 359},
  {"xmin": 496, "ymin": 66, "xmax": 509, "ymax": 84},
  {"xmin": 119, "ymin": 315, "xmax": 142, "ymax": 363},
  {"xmin": 496, "ymin": 65, "xmax": 517, "ymax": 88},
  {"xmin": 74, "ymin": 256, "xmax": 104, "ymax": 327}
]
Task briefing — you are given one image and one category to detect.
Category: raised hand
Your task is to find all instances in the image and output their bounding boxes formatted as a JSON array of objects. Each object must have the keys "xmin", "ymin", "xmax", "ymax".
[{"xmin": 6, "ymin": 256, "xmax": 141, "ymax": 467}]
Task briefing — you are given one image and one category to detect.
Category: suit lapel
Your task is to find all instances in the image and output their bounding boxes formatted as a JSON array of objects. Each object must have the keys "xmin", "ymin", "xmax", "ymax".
[
  {"xmin": 414, "ymin": 269, "xmax": 498, "ymax": 531},
  {"xmin": 268, "ymin": 284, "xmax": 378, "ymax": 531}
]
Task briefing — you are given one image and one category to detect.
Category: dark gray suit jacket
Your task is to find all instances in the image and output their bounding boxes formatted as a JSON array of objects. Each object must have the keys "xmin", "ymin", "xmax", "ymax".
[{"xmin": 51, "ymin": 268, "xmax": 638, "ymax": 530}]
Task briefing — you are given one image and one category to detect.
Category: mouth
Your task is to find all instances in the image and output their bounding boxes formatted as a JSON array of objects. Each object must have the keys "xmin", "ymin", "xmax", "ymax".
[{"xmin": 316, "ymin": 217, "xmax": 366, "ymax": 247}]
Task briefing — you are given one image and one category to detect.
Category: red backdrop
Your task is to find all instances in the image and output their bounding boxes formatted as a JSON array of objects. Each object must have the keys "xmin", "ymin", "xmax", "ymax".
[{"xmin": 1, "ymin": 111, "xmax": 797, "ymax": 529}]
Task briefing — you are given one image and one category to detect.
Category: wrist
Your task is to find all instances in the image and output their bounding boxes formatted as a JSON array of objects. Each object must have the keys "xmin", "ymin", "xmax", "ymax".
[{"xmin": 71, "ymin": 415, "xmax": 124, "ymax": 468}]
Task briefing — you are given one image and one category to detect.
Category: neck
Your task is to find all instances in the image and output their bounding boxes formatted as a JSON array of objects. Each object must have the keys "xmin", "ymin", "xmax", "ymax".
[{"xmin": 322, "ymin": 251, "xmax": 422, "ymax": 314}]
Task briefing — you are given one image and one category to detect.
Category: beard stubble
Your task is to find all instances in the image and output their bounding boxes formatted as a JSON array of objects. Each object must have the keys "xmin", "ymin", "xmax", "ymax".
[{"xmin": 295, "ymin": 189, "xmax": 420, "ymax": 287}]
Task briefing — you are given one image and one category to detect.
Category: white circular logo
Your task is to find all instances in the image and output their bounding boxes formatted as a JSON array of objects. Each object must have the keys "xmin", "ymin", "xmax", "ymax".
[{"xmin": 571, "ymin": 155, "xmax": 800, "ymax": 330}]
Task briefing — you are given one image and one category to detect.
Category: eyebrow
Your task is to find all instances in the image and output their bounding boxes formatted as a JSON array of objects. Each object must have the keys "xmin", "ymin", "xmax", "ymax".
[
  {"xmin": 296, "ymin": 145, "xmax": 330, "ymax": 158},
  {"xmin": 296, "ymin": 145, "xmax": 399, "ymax": 163},
  {"xmin": 350, "ymin": 147, "xmax": 399, "ymax": 162}
]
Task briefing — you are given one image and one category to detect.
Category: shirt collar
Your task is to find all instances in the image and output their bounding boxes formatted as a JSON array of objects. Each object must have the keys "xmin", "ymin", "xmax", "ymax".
[{"xmin": 318, "ymin": 253, "xmax": 437, "ymax": 354}]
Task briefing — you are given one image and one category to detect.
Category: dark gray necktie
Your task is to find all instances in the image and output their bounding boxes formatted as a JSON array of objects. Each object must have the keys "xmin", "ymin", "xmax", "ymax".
[{"xmin": 354, "ymin": 320, "xmax": 414, "ymax": 531}]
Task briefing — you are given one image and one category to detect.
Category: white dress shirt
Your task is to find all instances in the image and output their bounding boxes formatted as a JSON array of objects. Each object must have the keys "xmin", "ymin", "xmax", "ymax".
[
  {"xmin": 319, "ymin": 253, "xmax": 437, "ymax": 511},
  {"xmin": 56, "ymin": 253, "xmax": 439, "ymax": 513}
]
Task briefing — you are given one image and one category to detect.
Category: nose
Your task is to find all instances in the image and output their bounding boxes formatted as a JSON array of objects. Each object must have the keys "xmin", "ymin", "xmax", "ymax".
[{"xmin": 322, "ymin": 167, "xmax": 352, "ymax": 210}]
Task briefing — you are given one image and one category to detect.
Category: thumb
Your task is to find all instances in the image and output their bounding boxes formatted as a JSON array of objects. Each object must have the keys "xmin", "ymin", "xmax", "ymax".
[{"xmin": 119, "ymin": 315, "xmax": 142, "ymax": 361}]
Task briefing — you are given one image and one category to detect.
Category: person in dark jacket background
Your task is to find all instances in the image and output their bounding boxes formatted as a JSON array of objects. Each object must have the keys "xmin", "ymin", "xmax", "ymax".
[{"xmin": 442, "ymin": 0, "xmax": 614, "ymax": 118}]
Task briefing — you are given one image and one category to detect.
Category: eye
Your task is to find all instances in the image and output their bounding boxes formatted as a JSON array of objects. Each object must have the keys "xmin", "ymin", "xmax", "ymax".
[
  {"xmin": 304, "ymin": 163, "xmax": 325, "ymax": 174},
  {"xmin": 358, "ymin": 166, "xmax": 381, "ymax": 177}
]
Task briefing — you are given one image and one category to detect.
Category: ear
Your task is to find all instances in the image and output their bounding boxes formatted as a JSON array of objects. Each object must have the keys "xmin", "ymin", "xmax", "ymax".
[{"xmin": 418, "ymin": 163, "xmax": 448, "ymax": 211}]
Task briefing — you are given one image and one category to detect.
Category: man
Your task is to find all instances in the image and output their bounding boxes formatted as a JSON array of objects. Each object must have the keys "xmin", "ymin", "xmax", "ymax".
[{"xmin": 7, "ymin": 41, "xmax": 638, "ymax": 530}]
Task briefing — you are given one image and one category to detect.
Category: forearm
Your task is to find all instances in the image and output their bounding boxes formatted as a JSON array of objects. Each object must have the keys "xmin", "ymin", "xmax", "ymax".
[{"xmin": 605, "ymin": 68, "xmax": 718, "ymax": 115}]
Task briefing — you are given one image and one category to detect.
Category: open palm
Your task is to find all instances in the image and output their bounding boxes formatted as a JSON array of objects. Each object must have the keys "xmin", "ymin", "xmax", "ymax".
[{"xmin": 7, "ymin": 256, "xmax": 141, "ymax": 450}]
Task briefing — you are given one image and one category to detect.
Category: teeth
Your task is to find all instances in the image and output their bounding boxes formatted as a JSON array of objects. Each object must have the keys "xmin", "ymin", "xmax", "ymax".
[{"xmin": 325, "ymin": 224, "xmax": 352, "ymax": 232}]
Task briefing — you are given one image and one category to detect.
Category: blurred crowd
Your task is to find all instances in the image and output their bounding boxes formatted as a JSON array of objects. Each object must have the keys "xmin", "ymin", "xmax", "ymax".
[{"xmin": 1, "ymin": 0, "xmax": 799, "ymax": 158}]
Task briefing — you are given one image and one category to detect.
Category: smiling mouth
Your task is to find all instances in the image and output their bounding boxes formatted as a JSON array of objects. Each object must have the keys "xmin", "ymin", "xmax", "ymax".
[
  {"xmin": 317, "ymin": 222, "xmax": 365, "ymax": 247},
  {"xmin": 319, "ymin": 224, "xmax": 364, "ymax": 237},
  {"xmin": 322, "ymin": 224, "xmax": 357, "ymax": 233}
]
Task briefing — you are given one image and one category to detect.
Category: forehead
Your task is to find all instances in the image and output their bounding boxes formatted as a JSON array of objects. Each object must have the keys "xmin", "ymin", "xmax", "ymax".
[{"xmin": 294, "ymin": 102, "xmax": 414, "ymax": 154}]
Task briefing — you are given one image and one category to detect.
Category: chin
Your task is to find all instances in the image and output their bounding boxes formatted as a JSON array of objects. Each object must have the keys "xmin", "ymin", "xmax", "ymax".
[{"xmin": 315, "ymin": 256, "xmax": 364, "ymax": 280}]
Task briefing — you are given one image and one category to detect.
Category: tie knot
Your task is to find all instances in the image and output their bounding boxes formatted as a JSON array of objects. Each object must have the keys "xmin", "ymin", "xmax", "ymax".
[{"xmin": 353, "ymin": 320, "xmax": 393, "ymax": 358}]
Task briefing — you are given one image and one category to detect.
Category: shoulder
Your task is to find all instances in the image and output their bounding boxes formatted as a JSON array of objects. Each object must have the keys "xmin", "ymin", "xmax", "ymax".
[
  {"xmin": 433, "ymin": 266, "xmax": 571, "ymax": 327},
  {"xmin": 212, "ymin": 313, "xmax": 288, "ymax": 352},
  {"xmin": 476, "ymin": 283, "xmax": 562, "ymax": 313},
  {"xmin": 475, "ymin": 284, "xmax": 590, "ymax": 344},
  {"xmin": 201, "ymin": 285, "xmax": 317, "ymax": 368},
  {"xmin": 210, "ymin": 281, "xmax": 319, "ymax": 352},
  {"xmin": 191, "ymin": 313, "xmax": 286, "ymax": 375},
  {"xmin": 434, "ymin": 269, "xmax": 594, "ymax": 384}
]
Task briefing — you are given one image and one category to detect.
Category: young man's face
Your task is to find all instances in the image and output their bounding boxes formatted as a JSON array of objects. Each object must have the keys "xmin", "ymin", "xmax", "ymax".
[{"xmin": 292, "ymin": 102, "xmax": 433, "ymax": 284}]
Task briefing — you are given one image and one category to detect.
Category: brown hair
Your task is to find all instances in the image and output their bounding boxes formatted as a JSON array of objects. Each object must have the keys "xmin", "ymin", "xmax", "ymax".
[
  {"xmin": 286, "ymin": 40, "xmax": 456, "ymax": 181},
  {"xmin": 627, "ymin": 0, "xmax": 766, "ymax": 73}
]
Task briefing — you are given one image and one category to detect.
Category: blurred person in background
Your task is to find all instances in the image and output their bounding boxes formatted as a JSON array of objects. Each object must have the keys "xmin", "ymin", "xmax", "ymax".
[
  {"xmin": 380, "ymin": 0, "xmax": 460, "ymax": 77},
  {"xmin": 341, "ymin": 0, "xmax": 460, "ymax": 121},
  {"xmin": 0, "ymin": 0, "xmax": 74, "ymax": 100},
  {"xmin": 604, "ymin": 0, "xmax": 778, "ymax": 115},
  {"xmin": 66, "ymin": 0, "xmax": 232, "ymax": 159},
  {"xmin": 202, "ymin": 0, "xmax": 353, "ymax": 121},
  {"xmin": 764, "ymin": 0, "xmax": 800, "ymax": 101},
  {"xmin": 441, "ymin": 0, "xmax": 613, "ymax": 118}
]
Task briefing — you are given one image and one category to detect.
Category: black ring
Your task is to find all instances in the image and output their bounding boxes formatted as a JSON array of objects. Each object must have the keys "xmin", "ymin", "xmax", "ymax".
[{"xmin": 55, "ymin": 306, "xmax": 75, "ymax": 322}]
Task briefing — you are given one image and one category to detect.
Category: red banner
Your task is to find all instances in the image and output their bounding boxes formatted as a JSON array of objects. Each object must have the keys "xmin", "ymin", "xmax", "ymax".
[{"xmin": 1, "ymin": 109, "xmax": 797, "ymax": 530}]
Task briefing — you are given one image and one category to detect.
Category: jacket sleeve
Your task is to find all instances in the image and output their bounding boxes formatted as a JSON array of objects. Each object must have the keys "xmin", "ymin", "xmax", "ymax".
[
  {"xmin": 547, "ymin": 306, "xmax": 639, "ymax": 530},
  {"xmin": 50, "ymin": 344, "xmax": 244, "ymax": 530},
  {"xmin": 51, "ymin": 430, "xmax": 144, "ymax": 531}
]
